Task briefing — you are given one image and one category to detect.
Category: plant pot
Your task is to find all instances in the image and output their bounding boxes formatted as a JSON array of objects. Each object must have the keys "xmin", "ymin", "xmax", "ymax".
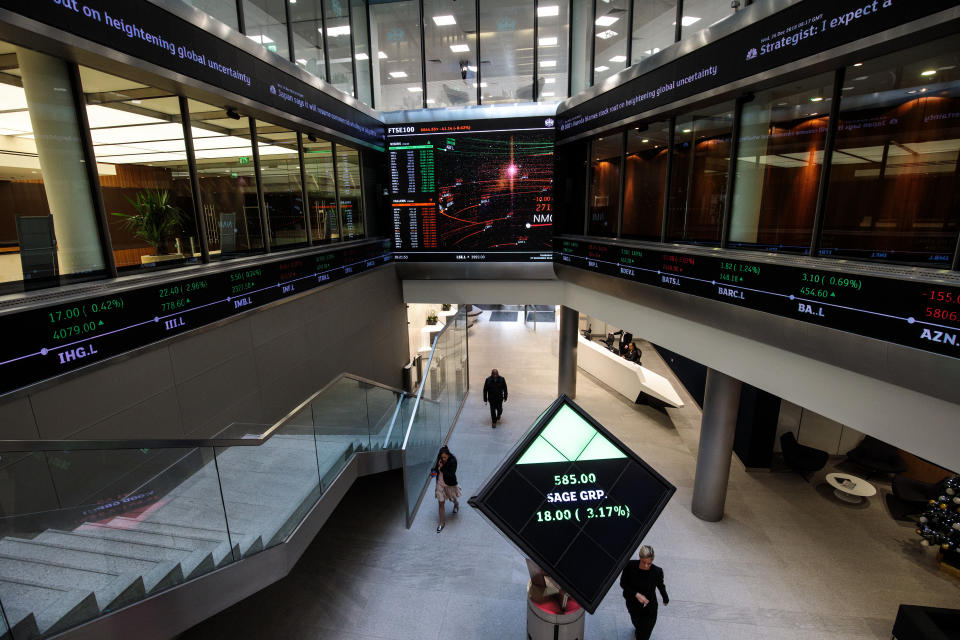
[{"xmin": 141, "ymin": 253, "xmax": 186, "ymax": 265}]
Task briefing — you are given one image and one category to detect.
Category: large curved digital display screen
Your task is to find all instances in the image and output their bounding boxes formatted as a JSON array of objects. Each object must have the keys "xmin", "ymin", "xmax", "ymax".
[
  {"xmin": 469, "ymin": 395, "xmax": 675, "ymax": 614},
  {"xmin": 388, "ymin": 117, "xmax": 554, "ymax": 262},
  {"xmin": 557, "ymin": 237, "xmax": 960, "ymax": 360},
  {"xmin": 0, "ymin": 241, "xmax": 391, "ymax": 396}
]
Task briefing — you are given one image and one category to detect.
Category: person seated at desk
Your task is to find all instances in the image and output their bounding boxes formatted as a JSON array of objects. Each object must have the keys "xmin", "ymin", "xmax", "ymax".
[
  {"xmin": 622, "ymin": 341, "xmax": 641, "ymax": 364},
  {"xmin": 619, "ymin": 332, "xmax": 633, "ymax": 353}
]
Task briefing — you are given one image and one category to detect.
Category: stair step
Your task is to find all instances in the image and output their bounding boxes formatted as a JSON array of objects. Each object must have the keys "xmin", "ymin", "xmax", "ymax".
[
  {"xmin": 36, "ymin": 530, "xmax": 214, "ymax": 580},
  {"xmin": 0, "ymin": 579, "xmax": 98, "ymax": 639}
]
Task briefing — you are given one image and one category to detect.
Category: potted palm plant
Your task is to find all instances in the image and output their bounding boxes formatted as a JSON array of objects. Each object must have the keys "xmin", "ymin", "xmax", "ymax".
[
  {"xmin": 112, "ymin": 190, "xmax": 186, "ymax": 263},
  {"xmin": 426, "ymin": 312, "xmax": 439, "ymax": 326}
]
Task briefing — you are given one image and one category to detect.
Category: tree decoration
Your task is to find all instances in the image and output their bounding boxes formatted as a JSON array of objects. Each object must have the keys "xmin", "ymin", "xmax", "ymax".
[{"xmin": 916, "ymin": 476, "xmax": 960, "ymax": 557}]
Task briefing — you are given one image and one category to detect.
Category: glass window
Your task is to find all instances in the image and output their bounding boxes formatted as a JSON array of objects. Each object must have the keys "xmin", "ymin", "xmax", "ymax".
[
  {"xmin": 183, "ymin": 0, "xmax": 240, "ymax": 31},
  {"xmin": 0, "ymin": 43, "xmax": 106, "ymax": 293},
  {"xmin": 631, "ymin": 0, "xmax": 676, "ymax": 65},
  {"xmin": 666, "ymin": 102, "xmax": 734, "ymax": 244},
  {"xmin": 80, "ymin": 67, "xmax": 201, "ymax": 272},
  {"xmin": 188, "ymin": 102, "xmax": 264, "ymax": 259},
  {"xmin": 290, "ymin": 0, "xmax": 326, "ymax": 79},
  {"xmin": 537, "ymin": 0, "xmax": 568, "ymax": 101},
  {"xmin": 729, "ymin": 73, "xmax": 834, "ymax": 254},
  {"xmin": 587, "ymin": 135, "xmax": 622, "ymax": 237},
  {"xmin": 303, "ymin": 137, "xmax": 339, "ymax": 243},
  {"xmin": 255, "ymin": 122, "xmax": 307, "ymax": 248},
  {"xmin": 622, "ymin": 123, "xmax": 670, "ymax": 240},
  {"xmin": 324, "ymin": 0, "xmax": 355, "ymax": 96},
  {"xmin": 350, "ymin": 0, "xmax": 374, "ymax": 105},
  {"xmin": 424, "ymin": 0, "xmax": 478, "ymax": 108},
  {"xmin": 242, "ymin": 0, "xmax": 290, "ymax": 60},
  {"xmin": 820, "ymin": 37, "xmax": 960, "ymax": 265},
  {"xmin": 593, "ymin": 0, "xmax": 629, "ymax": 85},
  {"xmin": 479, "ymin": 0, "xmax": 534, "ymax": 103},
  {"xmin": 370, "ymin": 0, "xmax": 423, "ymax": 110},
  {"xmin": 679, "ymin": 1, "xmax": 734, "ymax": 39},
  {"xmin": 335, "ymin": 145, "xmax": 364, "ymax": 240},
  {"xmin": 568, "ymin": 0, "xmax": 593, "ymax": 95}
]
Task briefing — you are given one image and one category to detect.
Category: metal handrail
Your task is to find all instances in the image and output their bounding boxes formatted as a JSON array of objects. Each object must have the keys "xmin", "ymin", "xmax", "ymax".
[
  {"xmin": 400, "ymin": 312, "xmax": 458, "ymax": 451},
  {"xmin": 0, "ymin": 373, "xmax": 410, "ymax": 453}
]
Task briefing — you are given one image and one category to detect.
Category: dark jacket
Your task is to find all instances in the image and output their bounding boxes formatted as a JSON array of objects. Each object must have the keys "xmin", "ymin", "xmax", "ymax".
[
  {"xmin": 483, "ymin": 375, "xmax": 508, "ymax": 402},
  {"xmin": 623, "ymin": 345, "xmax": 640, "ymax": 363},
  {"xmin": 431, "ymin": 454, "xmax": 458, "ymax": 487},
  {"xmin": 620, "ymin": 561, "xmax": 668, "ymax": 610}
]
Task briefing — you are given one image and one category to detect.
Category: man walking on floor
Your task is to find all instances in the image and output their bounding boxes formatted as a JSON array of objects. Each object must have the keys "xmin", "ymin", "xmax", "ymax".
[{"xmin": 483, "ymin": 369, "xmax": 508, "ymax": 427}]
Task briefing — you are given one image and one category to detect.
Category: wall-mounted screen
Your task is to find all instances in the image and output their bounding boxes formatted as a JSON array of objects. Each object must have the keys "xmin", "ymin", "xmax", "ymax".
[
  {"xmin": 469, "ymin": 395, "xmax": 675, "ymax": 614},
  {"xmin": 387, "ymin": 117, "xmax": 554, "ymax": 262}
]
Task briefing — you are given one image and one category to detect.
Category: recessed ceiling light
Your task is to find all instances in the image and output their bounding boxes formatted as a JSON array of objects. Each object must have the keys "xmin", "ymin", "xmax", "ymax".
[
  {"xmin": 906, "ymin": 90, "xmax": 917, "ymax": 94},
  {"xmin": 842, "ymin": 86, "xmax": 854, "ymax": 90},
  {"xmin": 596, "ymin": 30, "xmax": 618, "ymax": 40},
  {"xmin": 853, "ymin": 75, "xmax": 868, "ymax": 81},
  {"xmin": 921, "ymin": 69, "xmax": 937, "ymax": 76},
  {"xmin": 389, "ymin": 71, "xmax": 408, "ymax": 78},
  {"xmin": 296, "ymin": 59, "xmax": 307, "ymax": 65},
  {"xmin": 426, "ymin": 99, "xmax": 436, "ymax": 104},
  {"xmin": 641, "ymin": 138, "xmax": 649, "ymax": 143},
  {"xmin": 544, "ymin": 77, "xmax": 556, "ymax": 84},
  {"xmin": 247, "ymin": 34, "xmax": 274, "ymax": 44},
  {"xmin": 472, "ymin": 82, "xmax": 488, "ymax": 88},
  {"xmin": 539, "ymin": 36, "xmax": 558, "ymax": 46},
  {"xmin": 378, "ymin": 51, "xmax": 388, "ymax": 59},
  {"xmin": 853, "ymin": 62, "xmax": 863, "ymax": 67},
  {"xmin": 326, "ymin": 25, "xmax": 351, "ymax": 37},
  {"xmin": 682, "ymin": 129, "xmax": 691, "ymax": 133},
  {"xmin": 355, "ymin": 53, "xmax": 369, "ymax": 60},
  {"xmin": 609, "ymin": 55, "xmax": 627, "ymax": 63},
  {"xmin": 681, "ymin": 16, "xmax": 700, "ymax": 26},
  {"xmin": 809, "ymin": 96, "xmax": 824, "ymax": 102},
  {"xmin": 432, "ymin": 15, "xmax": 456, "ymax": 26},
  {"xmin": 539, "ymin": 60, "xmax": 557, "ymax": 68},
  {"xmin": 450, "ymin": 44, "xmax": 470, "ymax": 53},
  {"xmin": 407, "ymin": 86, "xmax": 422, "ymax": 92},
  {"xmin": 542, "ymin": 91, "xmax": 556, "ymax": 97},
  {"xmin": 594, "ymin": 65, "xmax": 610, "ymax": 72},
  {"xmin": 595, "ymin": 15, "xmax": 619, "ymax": 26},
  {"xmin": 538, "ymin": 5, "xmax": 559, "ymax": 17}
]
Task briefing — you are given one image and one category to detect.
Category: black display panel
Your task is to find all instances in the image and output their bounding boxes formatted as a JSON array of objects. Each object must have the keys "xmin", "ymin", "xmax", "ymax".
[
  {"xmin": 469, "ymin": 395, "xmax": 675, "ymax": 614},
  {"xmin": 5, "ymin": 0, "xmax": 382, "ymax": 147},
  {"xmin": 556, "ymin": 237, "xmax": 960, "ymax": 360},
  {"xmin": 387, "ymin": 117, "xmax": 555, "ymax": 262},
  {"xmin": 557, "ymin": 0, "xmax": 959, "ymax": 141},
  {"xmin": 0, "ymin": 241, "xmax": 391, "ymax": 396}
]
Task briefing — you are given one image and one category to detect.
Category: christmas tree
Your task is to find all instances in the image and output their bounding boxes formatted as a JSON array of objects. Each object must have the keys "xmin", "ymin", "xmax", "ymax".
[{"xmin": 916, "ymin": 476, "xmax": 960, "ymax": 562}]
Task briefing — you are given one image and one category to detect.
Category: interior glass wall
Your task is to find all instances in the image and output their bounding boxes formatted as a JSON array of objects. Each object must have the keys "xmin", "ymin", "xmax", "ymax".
[
  {"xmin": 370, "ymin": 0, "xmax": 423, "ymax": 110},
  {"xmin": 0, "ymin": 43, "xmax": 106, "ymax": 292},
  {"xmin": 423, "ymin": 0, "xmax": 478, "ymax": 107},
  {"xmin": 622, "ymin": 123, "xmax": 670, "ymax": 240},
  {"xmin": 729, "ymin": 73, "xmax": 834, "ymax": 254},
  {"xmin": 679, "ymin": 0, "xmax": 735, "ymax": 38},
  {"xmin": 666, "ymin": 102, "xmax": 734, "ymax": 244},
  {"xmin": 183, "ymin": 0, "xmax": 240, "ymax": 30},
  {"xmin": 80, "ymin": 68, "xmax": 201, "ymax": 272},
  {"xmin": 289, "ymin": 0, "xmax": 327, "ymax": 79},
  {"xmin": 242, "ymin": 0, "xmax": 290, "ymax": 59},
  {"xmin": 336, "ymin": 145, "xmax": 364, "ymax": 240},
  {"xmin": 631, "ymin": 0, "xmax": 675, "ymax": 65},
  {"xmin": 537, "ymin": 0, "xmax": 568, "ymax": 100},
  {"xmin": 587, "ymin": 135, "xmax": 622, "ymax": 237},
  {"xmin": 554, "ymin": 138, "xmax": 589, "ymax": 234},
  {"xmin": 593, "ymin": 0, "xmax": 630, "ymax": 85},
  {"xmin": 820, "ymin": 37, "xmax": 960, "ymax": 265},
  {"xmin": 351, "ymin": 0, "xmax": 374, "ymax": 105},
  {"xmin": 303, "ymin": 138, "xmax": 340, "ymax": 243},
  {"xmin": 255, "ymin": 121, "xmax": 307, "ymax": 247},
  {"xmin": 323, "ymin": 0, "xmax": 355, "ymax": 96},
  {"xmin": 479, "ymin": 0, "xmax": 534, "ymax": 103},
  {"xmin": 188, "ymin": 101, "xmax": 264, "ymax": 259}
]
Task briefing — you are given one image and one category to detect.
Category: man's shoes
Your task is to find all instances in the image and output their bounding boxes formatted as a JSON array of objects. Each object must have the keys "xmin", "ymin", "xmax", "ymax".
[{"xmin": 436, "ymin": 523, "xmax": 444, "ymax": 533}]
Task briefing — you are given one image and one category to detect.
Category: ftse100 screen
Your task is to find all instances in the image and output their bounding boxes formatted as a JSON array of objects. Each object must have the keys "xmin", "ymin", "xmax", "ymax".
[{"xmin": 387, "ymin": 117, "xmax": 555, "ymax": 263}]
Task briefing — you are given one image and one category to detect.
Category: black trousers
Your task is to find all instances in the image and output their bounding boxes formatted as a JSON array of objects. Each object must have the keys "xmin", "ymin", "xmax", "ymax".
[
  {"xmin": 489, "ymin": 399, "xmax": 503, "ymax": 422},
  {"xmin": 627, "ymin": 603, "xmax": 657, "ymax": 640}
]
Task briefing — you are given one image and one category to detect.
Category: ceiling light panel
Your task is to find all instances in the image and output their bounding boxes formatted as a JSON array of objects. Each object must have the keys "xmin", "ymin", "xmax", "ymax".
[
  {"xmin": 432, "ymin": 15, "xmax": 456, "ymax": 26},
  {"xmin": 595, "ymin": 15, "xmax": 619, "ymax": 26},
  {"xmin": 539, "ymin": 37, "xmax": 558, "ymax": 46},
  {"xmin": 538, "ymin": 5, "xmax": 559, "ymax": 17},
  {"xmin": 450, "ymin": 44, "xmax": 470, "ymax": 53}
]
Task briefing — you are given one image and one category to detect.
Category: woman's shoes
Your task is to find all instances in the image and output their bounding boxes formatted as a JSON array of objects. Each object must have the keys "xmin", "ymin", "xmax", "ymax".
[
  {"xmin": 453, "ymin": 504, "xmax": 459, "ymax": 514},
  {"xmin": 436, "ymin": 523, "xmax": 444, "ymax": 533}
]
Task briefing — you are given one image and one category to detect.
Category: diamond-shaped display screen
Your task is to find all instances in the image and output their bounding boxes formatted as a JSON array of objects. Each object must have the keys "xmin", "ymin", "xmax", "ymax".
[{"xmin": 468, "ymin": 395, "xmax": 675, "ymax": 614}]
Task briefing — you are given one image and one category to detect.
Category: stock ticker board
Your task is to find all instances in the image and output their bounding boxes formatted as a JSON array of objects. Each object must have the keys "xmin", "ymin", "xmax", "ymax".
[
  {"xmin": 0, "ymin": 242, "xmax": 391, "ymax": 396},
  {"xmin": 556, "ymin": 238, "xmax": 960, "ymax": 360},
  {"xmin": 469, "ymin": 395, "xmax": 675, "ymax": 614},
  {"xmin": 387, "ymin": 117, "xmax": 555, "ymax": 262}
]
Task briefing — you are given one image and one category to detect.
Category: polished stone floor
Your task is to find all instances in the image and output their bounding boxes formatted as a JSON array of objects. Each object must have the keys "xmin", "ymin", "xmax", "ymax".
[{"xmin": 181, "ymin": 308, "xmax": 960, "ymax": 639}]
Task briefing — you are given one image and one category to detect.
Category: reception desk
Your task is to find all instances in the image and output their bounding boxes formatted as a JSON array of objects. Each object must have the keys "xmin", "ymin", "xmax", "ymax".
[{"xmin": 577, "ymin": 336, "xmax": 684, "ymax": 408}]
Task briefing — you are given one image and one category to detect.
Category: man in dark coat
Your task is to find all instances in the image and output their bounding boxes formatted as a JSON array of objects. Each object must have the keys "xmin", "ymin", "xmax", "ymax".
[
  {"xmin": 620, "ymin": 545, "xmax": 669, "ymax": 640},
  {"xmin": 482, "ymin": 369, "xmax": 508, "ymax": 427}
]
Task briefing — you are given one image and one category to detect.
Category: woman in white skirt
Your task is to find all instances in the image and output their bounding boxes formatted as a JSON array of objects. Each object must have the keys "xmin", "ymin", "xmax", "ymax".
[{"xmin": 432, "ymin": 446, "xmax": 461, "ymax": 532}]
